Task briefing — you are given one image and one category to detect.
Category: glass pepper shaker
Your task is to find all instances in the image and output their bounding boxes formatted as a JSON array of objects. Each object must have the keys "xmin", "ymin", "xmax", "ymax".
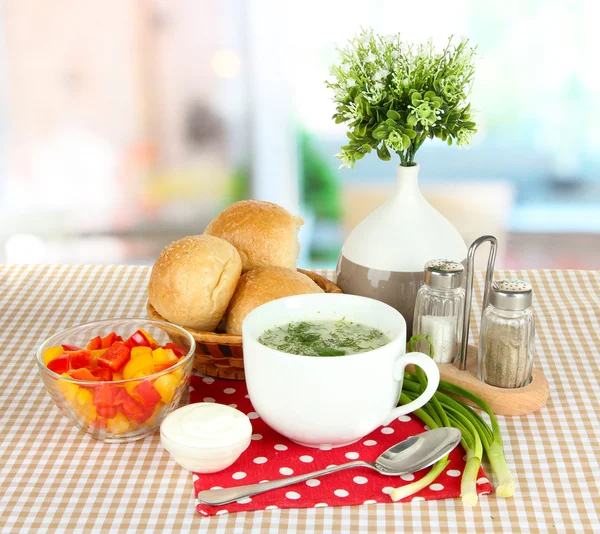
[
  {"xmin": 413, "ymin": 259, "xmax": 465, "ymax": 364},
  {"xmin": 478, "ymin": 279, "xmax": 535, "ymax": 388}
]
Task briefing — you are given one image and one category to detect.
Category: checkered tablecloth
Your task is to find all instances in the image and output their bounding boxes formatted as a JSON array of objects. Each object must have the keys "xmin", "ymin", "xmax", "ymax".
[{"xmin": 0, "ymin": 265, "xmax": 599, "ymax": 533}]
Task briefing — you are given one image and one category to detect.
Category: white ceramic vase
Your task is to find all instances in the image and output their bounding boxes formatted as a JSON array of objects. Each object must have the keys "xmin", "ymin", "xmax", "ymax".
[{"xmin": 336, "ymin": 163, "xmax": 467, "ymax": 335}]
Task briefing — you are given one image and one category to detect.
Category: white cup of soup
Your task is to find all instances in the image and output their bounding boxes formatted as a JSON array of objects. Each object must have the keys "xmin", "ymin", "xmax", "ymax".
[{"xmin": 242, "ymin": 293, "xmax": 440, "ymax": 448}]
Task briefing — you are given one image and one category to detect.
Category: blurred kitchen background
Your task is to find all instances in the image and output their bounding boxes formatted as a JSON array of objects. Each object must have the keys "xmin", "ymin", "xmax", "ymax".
[{"xmin": 1, "ymin": 0, "xmax": 599, "ymax": 269}]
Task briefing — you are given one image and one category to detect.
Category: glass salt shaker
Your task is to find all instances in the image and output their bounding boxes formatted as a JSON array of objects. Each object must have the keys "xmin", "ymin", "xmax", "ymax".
[
  {"xmin": 478, "ymin": 279, "xmax": 535, "ymax": 388},
  {"xmin": 413, "ymin": 260, "xmax": 465, "ymax": 364}
]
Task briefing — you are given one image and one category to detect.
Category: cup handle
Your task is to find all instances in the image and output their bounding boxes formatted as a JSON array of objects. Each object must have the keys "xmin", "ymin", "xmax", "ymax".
[{"xmin": 383, "ymin": 352, "xmax": 440, "ymax": 426}]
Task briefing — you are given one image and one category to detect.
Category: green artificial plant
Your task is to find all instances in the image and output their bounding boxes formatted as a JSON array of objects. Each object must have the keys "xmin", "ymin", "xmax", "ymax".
[
  {"xmin": 298, "ymin": 130, "xmax": 342, "ymax": 222},
  {"xmin": 327, "ymin": 28, "xmax": 477, "ymax": 168}
]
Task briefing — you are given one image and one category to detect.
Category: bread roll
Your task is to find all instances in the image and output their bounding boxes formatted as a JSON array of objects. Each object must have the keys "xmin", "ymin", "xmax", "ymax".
[
  {"xmin": 225, "ymin": 267, "xmax": 323, "ymax": 335},
  {"xmin": 148, "ymin": 235, "xmax": 242, "ymax": 331},
  {"xmin": 204, "ymin": 200, "xmax": 303, "ymax": 272}
]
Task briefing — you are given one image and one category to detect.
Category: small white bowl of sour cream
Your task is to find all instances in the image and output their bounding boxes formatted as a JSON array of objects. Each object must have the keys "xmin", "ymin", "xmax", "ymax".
[{"xmin": 160, "ymin": 403, "xmax": 252, "ymax": 473}]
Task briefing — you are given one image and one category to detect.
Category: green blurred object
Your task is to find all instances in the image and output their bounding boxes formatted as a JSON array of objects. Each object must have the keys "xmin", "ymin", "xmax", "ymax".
[
  {"xmin": 228, "ymin": 132, "xmax": 342, "ymax": 223},
  {"xmin": 227, "ymin": 166, "xmax": 251, "ymax": 203},
  {"xmin": 310, "ymin": 248, "xmax": 340, "ymax": 264},
  {"xmin": 298, "ymin": 130, "xmax": 342, "ymax": 222}
]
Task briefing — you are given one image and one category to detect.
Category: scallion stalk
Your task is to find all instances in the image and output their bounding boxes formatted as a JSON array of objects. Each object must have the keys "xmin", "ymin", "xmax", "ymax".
[
  {"xmin": 402, "ymin": 386, "xmax": 482, "ymax": 505},
  {"xmin": 399, "ymin": 335, "xmax": 515, "ymax": 503},
  {"xmin": 389, "ymin": 392, "xmax": 449, "ymax": 501},
  {"xmin": 390, "ymin": 459, "xmax": 450, "ymax": 502},
  {"xmin": 443, "ymin": 404, "xmax": 483, "ymax": 505},
  {"xmin": 437, "ymin": 380, "xmax": 514, "ymax": 497}
]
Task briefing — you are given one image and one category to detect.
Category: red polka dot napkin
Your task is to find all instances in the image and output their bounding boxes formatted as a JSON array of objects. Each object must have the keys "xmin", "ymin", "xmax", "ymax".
[{"xmin": 189, "ymin": 375, "xmax": 492, "ymax": 516}]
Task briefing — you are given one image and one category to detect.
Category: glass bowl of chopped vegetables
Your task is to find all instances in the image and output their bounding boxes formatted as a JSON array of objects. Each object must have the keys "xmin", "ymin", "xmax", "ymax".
[{"xmin": 36, "ymin": 318, "xmax": 196, "ymax": 442}]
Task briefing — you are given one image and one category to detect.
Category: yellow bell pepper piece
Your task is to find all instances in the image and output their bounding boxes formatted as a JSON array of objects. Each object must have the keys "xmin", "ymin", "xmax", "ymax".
[
  {"xmin": 131, "ymin": 370, "xmax": 154, "ymax": 379},
  {"xmin": 76, "ymin": 402, "xmax": 97, "ymax": 425},
  {"xmin": 123, "ymin": 353, "xmax": 155, "ymax": 380},
  {"xmin": 76, "ymin": 387, "xmax": 93, "ymax": 406},
  {"xmin": 131, "ymin": 346, "xmax": 152, "ymax": 359},
  {"xmin": 152, "ymin": 348, "xmax": 178, "ymax": 367},
  {"xmin": 124, "ymin": 380, "xmax": 140, "ymax": 395},
  {"xmin": 70, "ymin": 387, "xmax": 96, "ymax": 424},
  {"xmin": 90, "ymin": 348, "xmax": 108, "ymax": 367},
  {"xmin": 153, "ymin": 373, "xmax": 180, "ymax": 403},
  {"xmin": 56, "ymin": 375, "xmax": 79, "ymax": 402},
  {"xmin": 107, "ymin": 412, "xmax": 130, "ymax": 435},
  {"xmin": 144, "ymin": 401, "xmax": 165, "ymax": 428},
  {"xmin": 171, "ymin": 365, "xmax": 186, "ymax": 380},
  {"xmin": 139, "ymin": 328, "xmax": 159, "ymax": 348},
  {"xmin": 43, "ymin": 346, "xmax": 64, "ymax": 365}
]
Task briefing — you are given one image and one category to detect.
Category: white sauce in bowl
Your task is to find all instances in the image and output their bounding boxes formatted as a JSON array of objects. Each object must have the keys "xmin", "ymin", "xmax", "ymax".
[{"xmin": 160, "ymin": 403, "xmax": 252, "ymax": 473}]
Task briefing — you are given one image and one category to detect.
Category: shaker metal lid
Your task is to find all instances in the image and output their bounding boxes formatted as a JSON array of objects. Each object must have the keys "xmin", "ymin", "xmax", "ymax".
[
  {"xmin": 424, "ymin": 259, "xmax": 464, "ymax": 289},
  {"xmin": 490, "ymin": 279, "xmax": 533, "ymax": 310}
]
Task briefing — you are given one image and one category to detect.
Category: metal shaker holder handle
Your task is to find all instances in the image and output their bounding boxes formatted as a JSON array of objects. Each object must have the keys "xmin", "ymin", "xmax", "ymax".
[{"xmin": 459, "ymin": 235, "xmax": 498, "ymax": 371}]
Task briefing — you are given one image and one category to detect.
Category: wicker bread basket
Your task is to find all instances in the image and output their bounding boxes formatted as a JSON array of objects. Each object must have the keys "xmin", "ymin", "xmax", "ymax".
[{"xmin": 146, "ymin": 269, "xmax": 342, "ymax": 380}]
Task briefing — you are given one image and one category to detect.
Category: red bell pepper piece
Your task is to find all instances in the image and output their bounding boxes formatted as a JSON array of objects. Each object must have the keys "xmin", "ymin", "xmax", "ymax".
[
  {"xmin": 93, "ymin": 383, "xmax": 118, "ymax": 418},
  {"xmin": 112, "ymin": 387, "xmax": 130, "ymax": 405},
  {"xmin": 61, "ymin": 344, "xmax": 82, "ymax": 352},
  {"xmin": 96, "ymin": 405, "xmax": 118, "ymax": 419},
  {"xmin": 67, "ymin": 368, "xmax": 98, "ymax": 381},
  {"xmin": 163, "ymin": 343, "xmax": 185, "ymax": 357},
  {"xmin": 90, "ymin": 368, "xmax": 113, "ymax": 382},
  {"xmin": 101, "ymin": 332, "xmax": 121, "ymax": 349},
  {"xmin": 86, "ymin": 336, "xmax": 103, "ymax": 351},
  {"xmin": 97, "ymin": 342, "xmax": 130, "ymax": 372},
  {"xmin": 119, "ymin": 393, "xmax": 146, "ymax": 422},
  {"xmin": 110, "ymin": 388, "xmax": 152, "ymax": 423},
  {"xmin": 136, "ymin": 405, "xmax": 155, "ymax": 424},
  {"xmin": 133, "ymin": 380, "xmax": 162, "ymax": 409},
  {"xmin": 67, "ymin": 350, "xmax": 91, "ymax": 370},
  {"xmin": 47, "ymin": 354, "xmax": 70, "ymax": 375},
  {"xmin": 124, "ymin": 330, "xmax": 152, "ymax": 349}
]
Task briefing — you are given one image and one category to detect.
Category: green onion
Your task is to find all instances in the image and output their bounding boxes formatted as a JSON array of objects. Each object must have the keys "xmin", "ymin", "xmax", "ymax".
[
  {"xmin": 389, "ymin": 392, "xmax": 449, "ymax": 501},
  {"xmin": 396, "ymin": 334, "xmax": 515, "ymax": 504},
  {"xmin": 390, "ymin": 458, "xmax": 450, "ymax": 502},
  {"xmin": 401, "ymin": 381, "xmax": 482, "ymax": 505},
  {"xmin": 437, "ymin": 380, "xmax": 514, "ymax": 497},
  {"xmin": 442, "ymin": 403, "xmax": 483, "ymax": 505}
]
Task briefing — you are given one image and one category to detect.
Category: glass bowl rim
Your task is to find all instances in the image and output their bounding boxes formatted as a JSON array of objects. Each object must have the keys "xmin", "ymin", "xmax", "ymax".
[{"xmin": 36, "ymin": 317, "xmax": 196, "ymax": 384}]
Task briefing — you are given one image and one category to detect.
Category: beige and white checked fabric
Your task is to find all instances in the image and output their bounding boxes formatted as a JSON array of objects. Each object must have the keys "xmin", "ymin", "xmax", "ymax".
[{"xmin": 0, "ymin": 265, "xmax": 598, "ymax": 533}]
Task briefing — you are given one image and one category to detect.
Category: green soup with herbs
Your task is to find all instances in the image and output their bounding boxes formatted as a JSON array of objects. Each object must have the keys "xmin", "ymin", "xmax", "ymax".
[{"xmin": 258, "ymin": 319, "xmax": 390, "ymax": 357}]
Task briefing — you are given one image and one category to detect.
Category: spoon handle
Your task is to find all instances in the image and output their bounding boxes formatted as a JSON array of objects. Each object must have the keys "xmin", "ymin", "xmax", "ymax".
[{"xmin": 196, "ymin": 460, "xmax": 371, "ymax": 506}]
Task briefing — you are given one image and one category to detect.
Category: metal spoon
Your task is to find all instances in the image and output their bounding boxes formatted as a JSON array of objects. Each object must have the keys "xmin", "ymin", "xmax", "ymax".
[{"xmin": 196, "ymin": 427, "xmax": 461, "ymax": 506}]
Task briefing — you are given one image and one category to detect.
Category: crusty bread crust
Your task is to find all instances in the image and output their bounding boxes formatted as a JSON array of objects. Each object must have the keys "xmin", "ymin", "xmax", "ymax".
[
  {"xmin": 225, "ymin": 267, "xmax": 323, "ymax": 335},
  {"xmin": 148, "ymin": 235, "xmax": 242, "ymax": 331},
  {"xmin": 204, "ymin": 200, "xmax": 303, "ymax": 272}
]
